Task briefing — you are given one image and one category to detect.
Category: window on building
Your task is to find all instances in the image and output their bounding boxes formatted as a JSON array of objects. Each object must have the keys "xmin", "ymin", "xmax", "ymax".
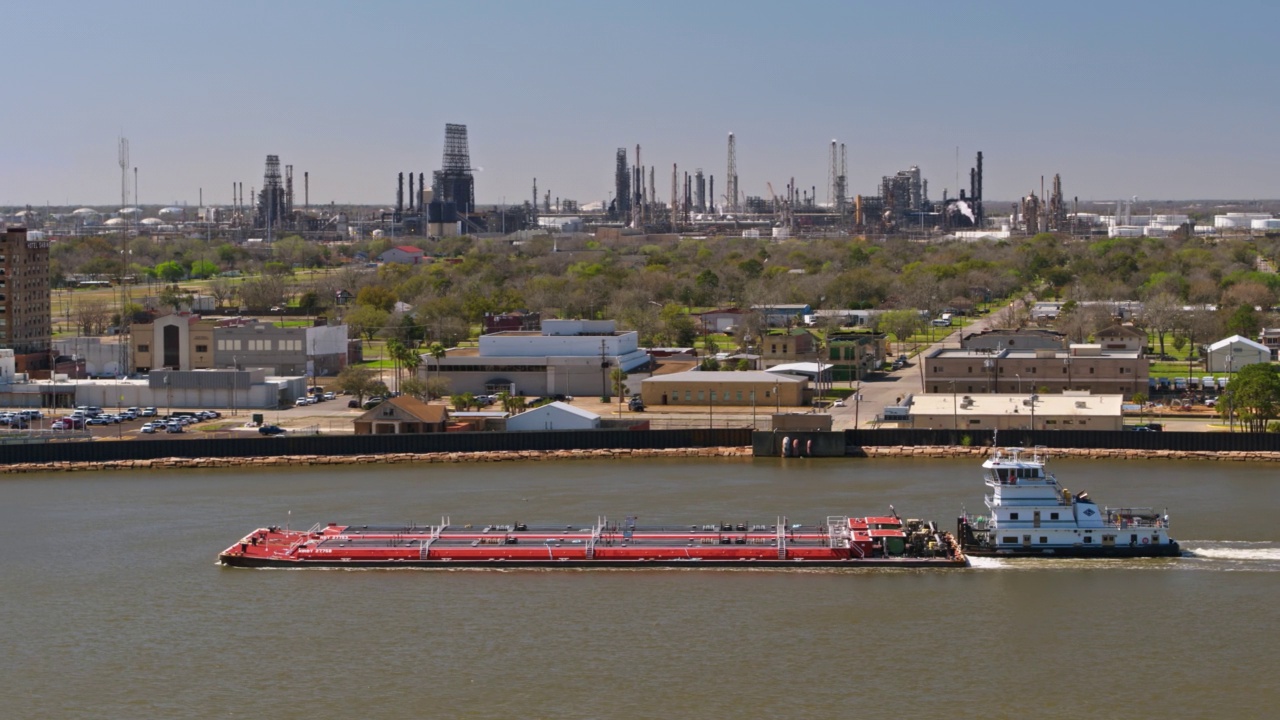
[
  {"xmin": 1030, "ymin": 367, "xmax": 1037, "ymax": 374},
  {"xmin": 138, "ymin": 344, "xmax": 149, "ymax": 353},
  {"xmin": 698, "ymin": 391, "xmax": 705, "ymax": 401},
  {"xmin": 1089, "ymin": 367, "xmax": 1095, "ymax": 374},
  {"xmin": 736, "ymin": 391, "xmax": 743, "ymax": 401},
  {"xmin": 710, "ymin": 391, "xmax": 717, "ymax": 401},
  {"xmin": 195, "ymin": 345, "xmax": 208, "ymax": 353},
  {"xmin": 969, "ymin": 419, "xmax": 981, "ymax": 425},
  {"xmin": 968, "ymin": 366, "xmax": 973, "ymax": 373},
  {"xmin": 684, "ymin": 391, "xmax": 691, "ymax": 401}
]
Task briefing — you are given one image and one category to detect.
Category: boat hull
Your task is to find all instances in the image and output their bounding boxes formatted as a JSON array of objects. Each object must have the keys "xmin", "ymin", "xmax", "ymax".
[
  {"xmin": 219, "ymin": 553, "xmax": 968, "ymax": 570},
  {"xmin": 963, "ymin": 542, "xmax": 1181, "ymax": 559}
]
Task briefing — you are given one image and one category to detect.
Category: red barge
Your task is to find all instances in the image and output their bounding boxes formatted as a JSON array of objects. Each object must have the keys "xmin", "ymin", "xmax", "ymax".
[{"xmin": 219, "ymin": 513, "xmax": 969, "ymax": 569}]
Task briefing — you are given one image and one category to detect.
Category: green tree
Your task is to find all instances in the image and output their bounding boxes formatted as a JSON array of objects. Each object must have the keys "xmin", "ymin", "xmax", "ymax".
[
  {"xmin": 155, "ymin": 260, "xmax": 185, "ymax": 283},
  {"xmin": 334, "ymin": 365, "xmax": 382, "ymax": 405},
  {"xmin": 189, "ymin": 259, "xmax": 218, "ymax": 279},
  {"xmin": 878, "ymin": 309, "xmax": 925, "ymax": 355},
  {"xmin": 356, "ymin": 285, "xmax": 396, "ymax": 312},
  {"xmin": 425, "ymin": 376, "xmax": 451, "ymax": 400},
  {"xmin": 400, "ymin": 376, "xmax": 429, "ymax": 400},
  {"xmin": 344, "ymin": 305, "xmax": 390, "ymax": 342},
  {"xmin": 426, "ymin": 341, "xmax": 447, "ymax": 382},
  {"xmin": 1225, "ymin": 304, "xmax": 1261, "ymax": 338},
  {"xmin": 1222, "ymin": 363, "xmax": 1280, "ymax": 432}
]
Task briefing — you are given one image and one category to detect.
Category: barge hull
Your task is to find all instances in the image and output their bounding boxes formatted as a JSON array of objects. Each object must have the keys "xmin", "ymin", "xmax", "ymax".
[
  {"xmin": 219, "ymin": 554, "xmax": 968, "ymax": 569},
  {"xmin": 964, "ymin": 544, "xmax": 1181, "ymax": 559}
]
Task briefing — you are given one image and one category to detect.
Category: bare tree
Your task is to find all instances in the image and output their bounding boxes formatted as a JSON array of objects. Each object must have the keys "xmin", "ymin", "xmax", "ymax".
[{"xmin": 1139, "ymin": 292, "xmax": 1182, "ymax": 359}]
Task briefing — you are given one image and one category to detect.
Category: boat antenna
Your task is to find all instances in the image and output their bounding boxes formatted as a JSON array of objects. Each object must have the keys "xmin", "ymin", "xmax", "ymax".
[
  {"xmin": 287, "ymin": 510, "xmax": 291, "ymax": 533},
  {"xmin": 889, "ymin": 504, "xmax": 899, "ymax": 519}
]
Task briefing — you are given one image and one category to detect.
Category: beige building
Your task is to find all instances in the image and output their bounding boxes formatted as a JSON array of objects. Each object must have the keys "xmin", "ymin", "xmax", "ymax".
[
  {"xmin": 923, "ymin": 345, "xmax": 1146, "ymax": 397},
  {"xmin": 354, "ymin": 396, "xmax": 448, "ymax": 435},
  {"xmin": 1095, "ymin": 324, "xmax": 1147, "ymax": 352},
  {"xmin": 0, "ymin": 226, "xmax": 51, "ymax": 372},
  {"xmin": 640, "ymin": 370, "xmax": 807, "ymax": 408},
  {"xmin": 908, "ymin": 392, "xmax": 1124, "ymax": 431},
  {"xmin": 758, "ymin": 328, "xmax": 819, "ymax": 368},
  {"xmin": 131, "ymin": 313, "xmax": 216, "ymax": 372}
]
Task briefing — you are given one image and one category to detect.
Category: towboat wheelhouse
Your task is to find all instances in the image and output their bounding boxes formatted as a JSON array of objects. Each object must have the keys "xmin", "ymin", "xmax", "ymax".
[{"xmin": 958, "ymin": 447, "xmax": 1180, "ymax": 557}]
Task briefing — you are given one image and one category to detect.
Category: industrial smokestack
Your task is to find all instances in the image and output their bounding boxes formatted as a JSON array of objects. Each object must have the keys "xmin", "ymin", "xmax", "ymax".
[
  {"xmin": 409, "ymin": 173, "xmax": 415, "ymax": 211},
  {"xmin": 304, "ymin": 172, "xmax": 309, "ymax": 211}
]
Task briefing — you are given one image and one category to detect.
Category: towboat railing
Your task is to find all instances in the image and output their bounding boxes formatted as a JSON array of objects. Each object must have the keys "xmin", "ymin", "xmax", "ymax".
[
  {"xmin": 777, "ymin": 516, "xmax": 787, "ymax": 560},
  {"xmin": 306, "ymin": 522, "xmax": 323, "ymax": 535},
  {"xmin": 826, "ymin": 516, "xmax": 850, "ymax": 550}
]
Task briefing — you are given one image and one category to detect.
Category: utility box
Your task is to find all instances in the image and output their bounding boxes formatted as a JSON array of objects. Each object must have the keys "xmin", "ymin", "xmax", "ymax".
[{"xmin": 252, "ymin": 413, "xmax": 264, "ymax": 425}]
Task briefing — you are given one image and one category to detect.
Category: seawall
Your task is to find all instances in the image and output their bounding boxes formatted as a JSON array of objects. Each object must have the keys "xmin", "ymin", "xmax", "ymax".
[
  {"xmin": 6, "ymin": 444, "xmax": 1280, "ymax": 474},
  {"xmin": 0, "ymin": 446, "xmax": 755, "ymax": 474}
]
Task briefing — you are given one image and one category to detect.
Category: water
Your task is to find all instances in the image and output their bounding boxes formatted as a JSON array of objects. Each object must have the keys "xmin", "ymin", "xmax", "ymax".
[{"xmin": 2, "ymin": 456, "xmax": 1277, "ymax": 719}]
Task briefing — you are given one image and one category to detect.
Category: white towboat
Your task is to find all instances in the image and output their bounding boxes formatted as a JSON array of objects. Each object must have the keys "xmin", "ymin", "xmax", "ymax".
[{"xmin": 957, "ymin": 447, "xmax": 1180, "ymax": 558}]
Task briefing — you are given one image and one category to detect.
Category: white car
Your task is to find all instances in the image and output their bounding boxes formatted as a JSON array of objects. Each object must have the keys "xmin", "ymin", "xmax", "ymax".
[{"xmin": 140, "ymin": 423, "xmax": 157, "ymax": 434}]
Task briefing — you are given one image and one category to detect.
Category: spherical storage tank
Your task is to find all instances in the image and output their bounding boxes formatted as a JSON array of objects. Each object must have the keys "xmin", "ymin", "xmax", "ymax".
[
  {"xmin": 139, "ymin": 217, "xmax": 163, "ymax": 227},
  {"xmin": 104, "ymin": 217, "xmax": 127, "ymax": 227},
  {"xmin": 158, "ymin": 207, "xmax": 185, "ymax": 221}
]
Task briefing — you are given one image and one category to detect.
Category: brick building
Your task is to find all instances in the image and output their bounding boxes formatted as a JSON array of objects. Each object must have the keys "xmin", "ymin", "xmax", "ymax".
[{"xmin": 0, "ymin": 226, "xmax": 51, "ymax": 373}]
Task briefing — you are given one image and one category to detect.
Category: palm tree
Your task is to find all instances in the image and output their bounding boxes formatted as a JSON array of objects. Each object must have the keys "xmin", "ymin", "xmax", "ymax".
[
  {"xmin": 427, "ymin": 342, "xmax": 447, "ymax": 384},
  {"xmin": 385, "ymin": 338, "xmax": 405, "ymax": 394},
  {"xmin": 401, "ymin": 345, "xmax": 422, "ymax": 389},
  {"xmin": 610, "ymin": 368, "xmax": 629, "ymax": 415}
]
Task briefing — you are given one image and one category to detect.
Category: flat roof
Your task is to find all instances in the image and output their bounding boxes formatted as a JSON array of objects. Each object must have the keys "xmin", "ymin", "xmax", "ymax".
[
  {"xmin": 909, "ymin": 393, "xmax": 1124, "ymax": 417},
  {"xmin": 643, "ymin": 370, "xmax": 806, "ymax": 384}
]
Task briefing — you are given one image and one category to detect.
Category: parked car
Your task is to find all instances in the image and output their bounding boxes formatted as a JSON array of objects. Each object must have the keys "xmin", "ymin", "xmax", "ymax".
[
  {"xmin": 628, "ymin": 397, "xmax": 645, "ymax": 412},
  {"xmin": 140, "ymin": 423, "xmax": 157, "ymax": 434},
  {"xmin": 51, "ymin": 420, "xmax": 71, "ymax": 431},
  {"xmin": 86, "ymin": 416, "xmax": 111, "ymax": 426},
  {"xmin": 348, "ymin": 399, "xmax": 360, "ymax": 408},
  {"xmin": 165, "ymin": 423, "xmax": 184, "ymax": 433},
  {"xmin": 259, "ymin": 424, "xmax": 286, "ymax": 436},
  {"xmin": 295, "ymin": 397, "xmax": 310, "ymax": 407},
  {"xmin": 140, "ymin": 407, "xmax": 158, "ymax": 417},
  {"xmin": 323, "ymin": 392, "xmax": 336, "ymax": 401}
]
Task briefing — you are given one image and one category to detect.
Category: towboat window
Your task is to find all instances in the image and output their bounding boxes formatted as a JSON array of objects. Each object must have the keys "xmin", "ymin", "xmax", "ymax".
[
  {"xmin": 1002, "ymin": 536, "xmax": 1018, "ymax": 544},
  {"xmin": 1010, "ymin": 513, "xmax": 1019, "ymax": 520},
  {"xmin": 1039, "ymin": 537, "xmax": 1048, "ymax": 543},
  {"xmin": 1050, "ymin": 513, "xmax": 1059, "ymax": 520},
  {"xmin": 1083, "ymin": 536, "xmax": 1092, "ymax": 543}
]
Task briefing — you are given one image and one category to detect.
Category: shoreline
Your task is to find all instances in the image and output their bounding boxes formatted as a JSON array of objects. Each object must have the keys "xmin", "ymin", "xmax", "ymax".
[{"xmin": 5, "ymin": 444, "xmax": 1280, "ymax": 474}]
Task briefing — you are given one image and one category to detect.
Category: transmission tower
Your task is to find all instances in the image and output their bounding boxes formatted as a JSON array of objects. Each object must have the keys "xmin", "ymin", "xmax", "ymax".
[{"xmin": 838, "ymin": 143, "xmax": 848, "ymax": 214}]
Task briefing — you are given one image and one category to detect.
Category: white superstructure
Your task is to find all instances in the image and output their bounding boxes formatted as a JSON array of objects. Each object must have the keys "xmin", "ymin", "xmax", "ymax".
[{"xmin": 961, "ymin": 447, "xmax": 1178, "ymax": 555}]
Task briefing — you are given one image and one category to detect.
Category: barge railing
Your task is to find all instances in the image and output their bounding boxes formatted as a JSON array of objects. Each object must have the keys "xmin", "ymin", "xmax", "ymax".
[{"xmin": 776, "ymin": 516, "xmax": 787, "ymax": 560}]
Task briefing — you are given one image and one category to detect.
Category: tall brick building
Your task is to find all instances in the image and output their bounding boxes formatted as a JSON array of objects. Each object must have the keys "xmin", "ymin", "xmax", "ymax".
[{"xmin": 0, "ymin": 226, "xmax": 51, "ymax": 372}]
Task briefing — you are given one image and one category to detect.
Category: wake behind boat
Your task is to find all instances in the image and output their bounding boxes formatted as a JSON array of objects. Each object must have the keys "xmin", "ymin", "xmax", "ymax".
[{"xmin": 958, "ymin": 447, "xmax": 1180, "ymax": 558}]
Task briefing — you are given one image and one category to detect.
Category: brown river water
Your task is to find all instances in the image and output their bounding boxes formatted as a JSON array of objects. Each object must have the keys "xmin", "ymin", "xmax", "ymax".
[{"xmin": 2, "ymin": 456, "xmax": 1276, "ymax": 719}]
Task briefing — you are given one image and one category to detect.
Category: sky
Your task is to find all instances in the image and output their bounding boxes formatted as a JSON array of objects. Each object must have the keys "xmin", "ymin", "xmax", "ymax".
[{"xmin": 3, "ymin": 0, "xmax": 1278, "ymax": 208}]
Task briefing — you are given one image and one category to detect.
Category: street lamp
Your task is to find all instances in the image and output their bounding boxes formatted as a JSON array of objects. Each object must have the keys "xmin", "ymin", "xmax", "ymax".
[
  {"xmin": 1030, "ymin": 393, "xmax": 1038, "ymax": 431},
  {"xmin": 1015, "ymin": 373, "xmax": 1022, "ymax": 395}
]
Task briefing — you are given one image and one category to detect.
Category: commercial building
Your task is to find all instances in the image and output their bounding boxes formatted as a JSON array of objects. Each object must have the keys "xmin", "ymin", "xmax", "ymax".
[
  {"xmin": 378, "ymin": 245, "xmax": 426, "ymax": 264},
  {"xmin": 639, "ymin": 370, "xmax": 807, "ymax": 408},
  {"xmin": 905, "ymin": 392, "xmax": 1124, "ymax": 431},
  {"xmin": 131, "ymin": 313, "xmax": 216, "ymax": 372},
  {"xmin": 0, "ymin": 369, "xmax": 303, "ymax": 410},
  {"xmin": 505, "ymin": 401, "xmax": 601, "ymax": 432},
  {"xmin": 758, "ymin": 328, "xmax": 819, "ymax": 368},
  {"xmin": 923, "ymin": 345, "xmax": 1146, "ymax": 397},
  {"xmin": 428, "ymin": 319, "xmax": 650, "ymax": 398},
  {"xmin": 961, "ymin": 328, "xmax": 1065, "ymax": 352},
  {"xmin": 0, "ymin": 226, "xmax": 52, "ymax": 373},
  {"xmin": 213, "ymin": 321, "xmax": 348, "ymax": 376},
  {"xmin": 826, "ymin": 333, "xmax": 886, "ymax": 381},
  {"xmin": 354, "ymin": 396, "xmax": 448, "ymax": 434},
  {"xmin": 1205, "ymin": 335, "xmax": 1270, "ymax": 373}
]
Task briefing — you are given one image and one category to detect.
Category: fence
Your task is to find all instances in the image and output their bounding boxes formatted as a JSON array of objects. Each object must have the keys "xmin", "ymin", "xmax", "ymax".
[
  {"xmin": 0, "ymin": 428, "xmax": 753, "ymax": 466},
  {"xmin": 844, "ymin": 428, "xmax": 1280, "ymax": 453}
]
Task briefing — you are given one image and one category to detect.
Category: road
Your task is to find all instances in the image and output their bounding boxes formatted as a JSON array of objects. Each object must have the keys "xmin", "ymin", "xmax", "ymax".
[{"xmin": 827, "ymin": 301, "xmax": 1022, "ymax": 430}]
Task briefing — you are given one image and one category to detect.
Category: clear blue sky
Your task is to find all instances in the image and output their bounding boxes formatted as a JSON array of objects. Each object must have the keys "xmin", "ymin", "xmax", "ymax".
[{"xmin": 3, "ymin": 0, "xmax": 1277, "ymax": 207}]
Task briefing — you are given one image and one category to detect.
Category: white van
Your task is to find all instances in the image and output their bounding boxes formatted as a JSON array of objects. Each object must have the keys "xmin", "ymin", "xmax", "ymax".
[{"xmin": 932, "ymin": 313, "xmax": 953, "ymax": 327}]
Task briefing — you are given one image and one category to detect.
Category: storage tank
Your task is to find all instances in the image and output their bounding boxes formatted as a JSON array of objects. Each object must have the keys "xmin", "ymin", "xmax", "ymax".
[
  {"xmin": 1251, "ymin": 218, "xmax": 1280, "ymax": 230},
  {"xmin": 158, "ymin": 207, "xmax": 185, "ymax": 221}
]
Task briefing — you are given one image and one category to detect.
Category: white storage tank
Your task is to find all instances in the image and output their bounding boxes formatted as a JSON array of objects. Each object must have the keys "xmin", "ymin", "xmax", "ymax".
[{"xmin": 1251, "ymin": 218, "xmax": 1280, "ymax": 230}]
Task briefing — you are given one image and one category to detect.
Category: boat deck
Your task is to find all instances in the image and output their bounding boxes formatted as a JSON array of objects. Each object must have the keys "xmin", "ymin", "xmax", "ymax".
[{"xmin": 220, "ymin": 516, "xmax": 967, "ymax": 568}]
